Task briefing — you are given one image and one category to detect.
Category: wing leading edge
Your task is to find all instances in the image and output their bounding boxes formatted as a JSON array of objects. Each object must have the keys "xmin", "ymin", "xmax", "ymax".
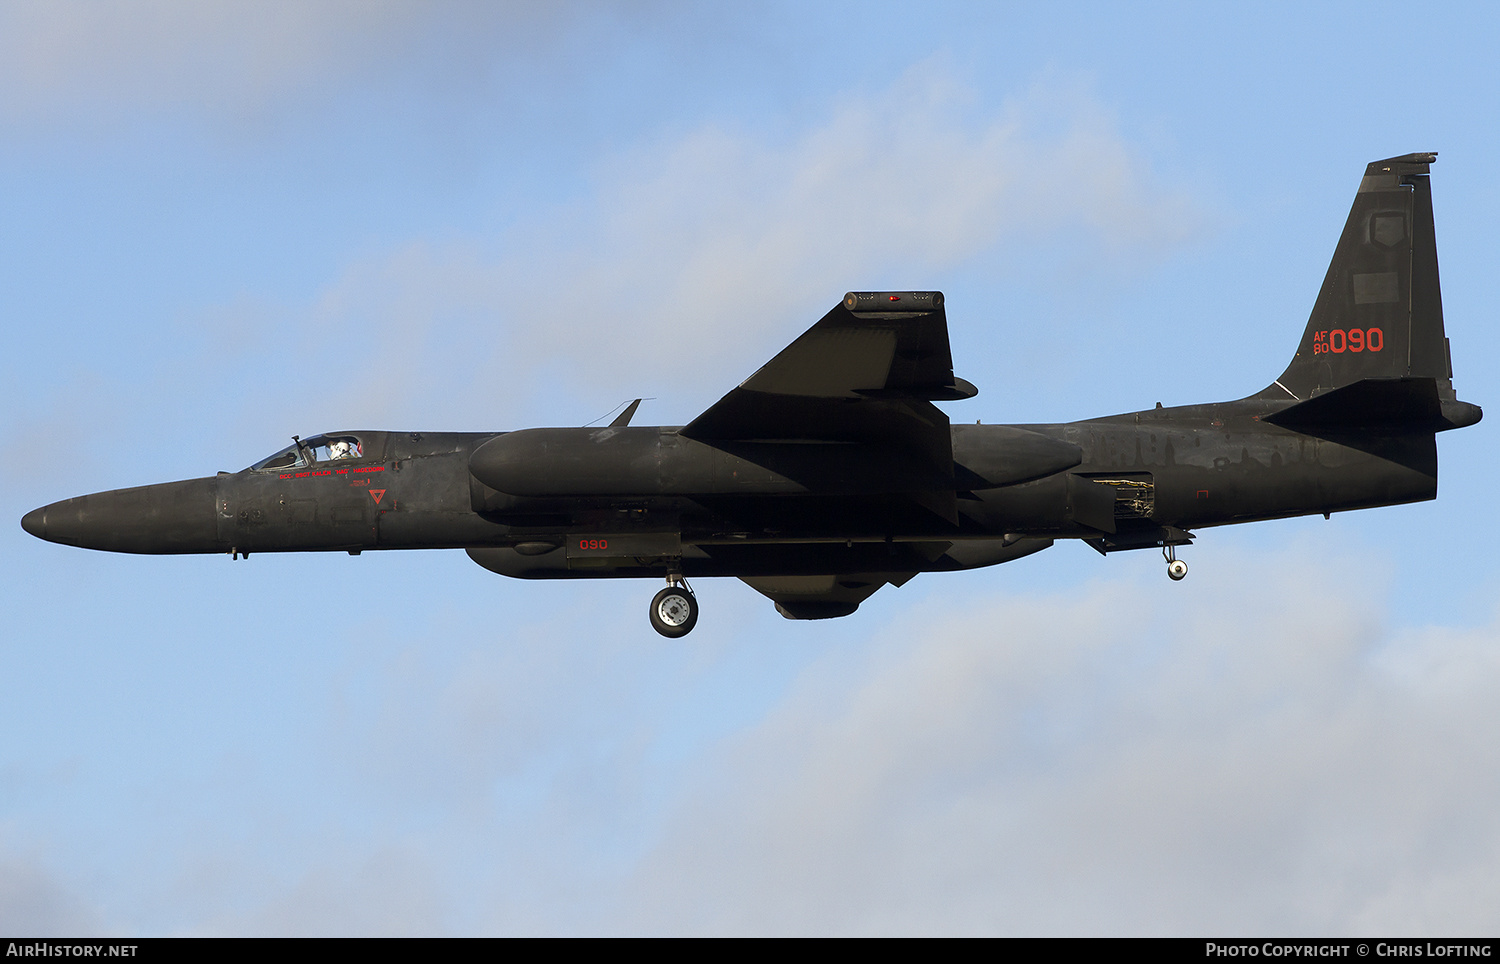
[
  {"xmin": 683, "ymin": 292, "xmax": 979, "ymax": 616},
  {"xmin": 681, "ymin": 291, "xmax": 975, "ymax": 523},
  {"xmin": 682, "ymin": 290, "xmax": 973, "ymax": 441}
]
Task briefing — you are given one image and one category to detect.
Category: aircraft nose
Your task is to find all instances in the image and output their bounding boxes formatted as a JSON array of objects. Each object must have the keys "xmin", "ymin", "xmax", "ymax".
[
  {"xmin": 21, "ymin": 506, "xmax": 46, "ymax": 539},
  {"xmin": 21, "ymin": 477, "xmax": 222, "ymax": 554}
]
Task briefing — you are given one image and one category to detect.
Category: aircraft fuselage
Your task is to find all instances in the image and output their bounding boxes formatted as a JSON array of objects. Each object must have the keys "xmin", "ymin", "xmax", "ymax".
[
  {"xmin": 22, "ymin": 398, "xmax": 1460, "ymax": 568},
  {"xmin": 20, "ymin": 153, "xmax": 1483, "ymax": 633}
]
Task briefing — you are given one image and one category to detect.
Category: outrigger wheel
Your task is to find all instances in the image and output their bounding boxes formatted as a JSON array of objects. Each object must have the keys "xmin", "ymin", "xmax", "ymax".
[
  {"xmin": 1163, "ymin": 542, "xmax": 1189, "ymax": 582},
  {"xmin": 650, "ymin": 578, "xmax": 699, "ymax": 638}
]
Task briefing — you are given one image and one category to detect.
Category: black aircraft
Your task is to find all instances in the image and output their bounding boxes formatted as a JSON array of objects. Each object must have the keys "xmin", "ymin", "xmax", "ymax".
[{"xmin": 21, "ymin": 153, "xmax": 1482, "ymax": 636}]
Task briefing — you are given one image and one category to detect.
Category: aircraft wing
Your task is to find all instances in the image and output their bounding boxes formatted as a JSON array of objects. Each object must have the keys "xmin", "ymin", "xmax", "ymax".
[{"xmin": 681, "ymin": 291, "xmax": 975, "ymax": 520}]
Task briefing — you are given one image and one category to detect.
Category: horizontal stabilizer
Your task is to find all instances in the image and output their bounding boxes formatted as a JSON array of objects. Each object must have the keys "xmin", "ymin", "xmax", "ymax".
[{"xmin": 1265, "ymin": 377, "xmax": 1479, "ymax": 430}]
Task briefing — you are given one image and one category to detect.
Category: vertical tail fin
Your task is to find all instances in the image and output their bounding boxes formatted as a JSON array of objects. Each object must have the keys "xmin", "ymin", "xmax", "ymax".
[{"xmin": 1261, "ymin": 153, "xmax": 1453, "ymax": 403}]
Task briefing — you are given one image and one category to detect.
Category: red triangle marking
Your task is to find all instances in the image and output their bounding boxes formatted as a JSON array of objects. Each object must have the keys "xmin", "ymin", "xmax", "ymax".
[{"xmin": 370, "ymin": 489, "xmax": 386, "ymax": 504}]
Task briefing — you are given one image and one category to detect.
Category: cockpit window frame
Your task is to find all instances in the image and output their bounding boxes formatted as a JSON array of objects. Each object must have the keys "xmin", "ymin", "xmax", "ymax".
[{"xmin": 246, "ymin": 434, "xmax": 367, "ymax": 473}]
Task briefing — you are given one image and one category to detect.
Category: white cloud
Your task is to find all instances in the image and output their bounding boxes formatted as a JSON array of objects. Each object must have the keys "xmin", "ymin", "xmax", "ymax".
[
  {"xmin": 0, "ymin": 848, "xmax": 104, "ymax": 936},
  {"xmin": 0, "ymin": 62, "xmax": 1205, "ymax": 446},
  {"xmin": 0, "ymin": 1, "xmax": 587, "ymax": 123},
  {"xmin": 0, "ymin": 1, "xmax": 404, "ymax": 120},
  {"xmin": 225, "ymin": 846, "xmax": 451, "ymax": 937},
  {"xmin": 582, "ymin": 544, "xmax": 1500, "ymax": 935},
  {"xmin": 274, "ymin": 66, "xmax": 1205, "ymax": 426},
  {"xmin": 7, "ymin": 542, "xmax": 1496, "ymax": 936}
]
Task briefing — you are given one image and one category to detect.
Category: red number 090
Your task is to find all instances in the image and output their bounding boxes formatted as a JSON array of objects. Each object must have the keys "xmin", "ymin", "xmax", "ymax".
[
  {"xmin": 579, "ymin": 539, "xmax": 608, "ymax": 550},
  {"xmin": 1313, "ymin": 328, "xmax": 1383, "ymax": 354}
]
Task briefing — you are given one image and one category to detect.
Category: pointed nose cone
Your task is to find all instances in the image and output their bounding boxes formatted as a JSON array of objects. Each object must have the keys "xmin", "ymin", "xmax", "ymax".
[
  {"xmin": 21, "ymin": 477, "xmax": 222, "ymax": 554},
  {"xmin": 21, "ymin": 506, "xmax": 46, "ymax": 538}
]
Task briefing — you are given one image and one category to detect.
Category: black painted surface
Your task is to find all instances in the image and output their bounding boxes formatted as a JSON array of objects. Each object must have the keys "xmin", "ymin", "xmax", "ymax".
[{"xmin": 21, "ymin": 155, "xmax": 1481, "ymax": 624}]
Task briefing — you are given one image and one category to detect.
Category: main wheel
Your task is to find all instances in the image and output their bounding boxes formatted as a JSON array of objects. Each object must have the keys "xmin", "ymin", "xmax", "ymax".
[
  {"xmin": 649, "ymin": 586, "xmax": 699, "ymax": 638},
  {"xmin": 1167, "ymin": 559, "xmax": 1188, "ymax": 581}
]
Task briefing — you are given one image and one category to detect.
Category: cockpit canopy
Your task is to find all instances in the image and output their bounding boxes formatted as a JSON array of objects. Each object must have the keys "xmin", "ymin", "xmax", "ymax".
[{"xmin": 248, "ymin": 434, "xmax": 366, "ymax": 472}]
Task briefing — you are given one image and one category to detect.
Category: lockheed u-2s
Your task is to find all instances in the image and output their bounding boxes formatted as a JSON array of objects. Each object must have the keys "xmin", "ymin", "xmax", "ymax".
[{"xmin": 21, "ymin": 154, "xmax": 1483, "ymax": 636}]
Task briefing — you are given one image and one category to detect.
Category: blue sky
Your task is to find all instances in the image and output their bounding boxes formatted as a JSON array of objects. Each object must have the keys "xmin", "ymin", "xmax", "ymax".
[{"xmin": 3, "ymin": 1, "xmax": 1499, "ymax": 935}]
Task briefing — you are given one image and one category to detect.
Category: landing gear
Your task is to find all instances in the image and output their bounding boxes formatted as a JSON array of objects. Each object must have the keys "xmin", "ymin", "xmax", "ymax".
[
  {"xmin": 1163, "ymin": 543, "xmax": 1188, "ymax": 581},
  {"xmin": 649, "ymin": 575, "xmax": 698, "ymax": 637}
]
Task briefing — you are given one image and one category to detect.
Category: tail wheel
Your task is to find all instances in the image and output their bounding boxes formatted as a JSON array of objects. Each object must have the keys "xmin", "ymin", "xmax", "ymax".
[
  {"xmin": 650, "ymin": 586, "xmax": 699, "ymax": 637},
  {"xmin": 1167, "ymin": 559, "xmax": 1188, "ymax": 581}
]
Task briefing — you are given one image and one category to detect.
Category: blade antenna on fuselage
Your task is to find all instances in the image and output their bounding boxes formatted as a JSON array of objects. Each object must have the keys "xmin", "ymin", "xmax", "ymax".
[{"xmin": 609, "ymin": 399, "xmax": 643, "ymax": 428}]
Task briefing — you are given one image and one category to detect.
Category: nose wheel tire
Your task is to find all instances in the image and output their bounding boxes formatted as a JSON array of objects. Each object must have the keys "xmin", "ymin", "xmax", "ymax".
[
  {"xmin": 650, "ymin": 586, "xmax": 699, "ymax": 638},
  {"xmin": 1167, "ymin": 559, "xmax": 1188, "ymax": 581}
]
